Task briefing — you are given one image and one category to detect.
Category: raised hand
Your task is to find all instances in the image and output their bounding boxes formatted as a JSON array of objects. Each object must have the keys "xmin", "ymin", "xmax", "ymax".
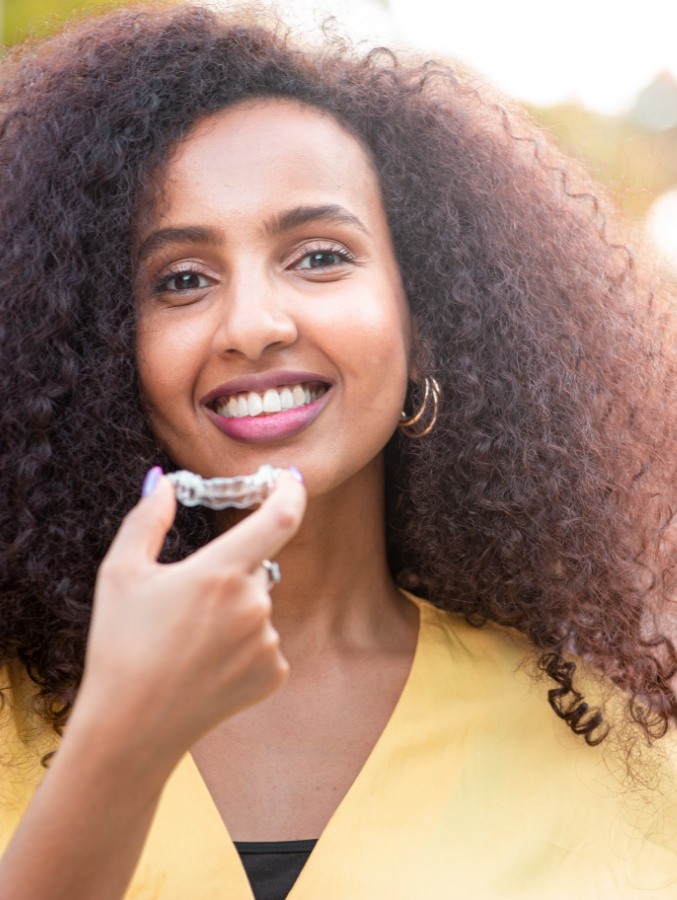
[{"xmin": 73, "ymin": 468, "xmax": 306, "ymax": 764}]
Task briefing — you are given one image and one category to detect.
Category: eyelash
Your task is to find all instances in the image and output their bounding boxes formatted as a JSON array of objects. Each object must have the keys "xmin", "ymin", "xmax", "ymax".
[
  {"xmin": 151, "ymin": 242, "xmax": 355, "ymax": 295},
  {"xmin": 153, "ymin": 265, "xmax": 211, "ymax": 294},
  {"xmin": 290, "ymin": 243, "xmax": 355, "ymax": 271}
]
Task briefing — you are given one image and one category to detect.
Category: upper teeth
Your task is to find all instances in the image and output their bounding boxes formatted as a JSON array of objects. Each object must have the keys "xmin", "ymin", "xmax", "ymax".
[{"xmin": 214, "ymin": 383, "xmax": 325, "ymax": 418}]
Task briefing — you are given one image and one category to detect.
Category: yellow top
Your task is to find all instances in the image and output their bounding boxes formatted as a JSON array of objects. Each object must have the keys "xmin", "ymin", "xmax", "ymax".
[{"xmin": 2, "ymin": 592, "xmax": 677, "ymax": 898}]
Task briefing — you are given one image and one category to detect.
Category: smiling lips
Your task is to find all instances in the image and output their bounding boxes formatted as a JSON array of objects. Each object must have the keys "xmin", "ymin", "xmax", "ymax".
[
  {"xmin": 213, "ymin": 382, "xmax": 328, "ymax": 418},
  {"xmin": 205, "ymin": 379, "xmax": 331, "ymax": 443}
]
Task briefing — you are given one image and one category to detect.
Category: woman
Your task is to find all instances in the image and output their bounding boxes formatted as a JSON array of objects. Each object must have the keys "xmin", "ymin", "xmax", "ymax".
[{"xmin": 0, "ymin": 4, "xmax": 676, "ymax": 897}]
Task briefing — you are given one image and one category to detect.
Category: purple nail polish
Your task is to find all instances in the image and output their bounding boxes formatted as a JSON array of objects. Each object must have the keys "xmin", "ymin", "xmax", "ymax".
[
  {"xmin": 288, "ymin": 465, "xmax": 304, "ymax": 484},
  {"xmin": 141, "ymin": 466, "xmax": 163, "ymax": 498}
]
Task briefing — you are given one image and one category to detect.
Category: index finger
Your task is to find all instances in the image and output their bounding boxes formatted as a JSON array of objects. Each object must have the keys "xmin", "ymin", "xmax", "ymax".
[
  {"xmin": 191, "ymin": 470, "xmax": 307, "ymax": 570},
  {"xmin": 103, "ymin": 473, "xmax": 177, "ymax": 569}
]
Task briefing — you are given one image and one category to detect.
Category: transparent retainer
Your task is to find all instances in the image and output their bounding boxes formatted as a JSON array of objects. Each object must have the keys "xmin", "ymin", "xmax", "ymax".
[{"xmin": 167, "ymin": 465, "xmax": 282, "ymax": 510}]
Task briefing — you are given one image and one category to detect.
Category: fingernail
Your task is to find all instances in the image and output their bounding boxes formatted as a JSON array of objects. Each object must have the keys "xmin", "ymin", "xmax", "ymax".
[
  {"xmin": 288, "ymin": 465, "xmax": 304, "ymax": 484},
  {"xmin": 141, "ymin": 466, "xmax": 163, "ymax": 498}
]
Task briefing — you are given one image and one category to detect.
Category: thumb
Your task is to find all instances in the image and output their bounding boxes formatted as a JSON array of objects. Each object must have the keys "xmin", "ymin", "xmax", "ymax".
[{"xmin": 104, "ymin": 467, "xmax": 177, "ymax": 567}]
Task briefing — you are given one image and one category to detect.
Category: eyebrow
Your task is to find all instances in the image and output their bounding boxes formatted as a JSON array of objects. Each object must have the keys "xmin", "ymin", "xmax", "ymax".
[
  {"xmin": 136, "ymin": 204, "xmax": 369, "ymax": 265},
  {"xmin": 136, "ymin": 226, "xmax": 221, "ymax": 264},
  {"xmin": 264, "ymin": 204, "xmax": 369, "ymax": 237}
]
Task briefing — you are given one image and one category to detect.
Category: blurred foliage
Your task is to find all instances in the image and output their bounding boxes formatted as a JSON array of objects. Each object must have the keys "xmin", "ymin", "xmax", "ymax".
[
  {"xmin": 2, "ymin": 0, "xmax": 131, "ymax": 45},
  {"xmin": 529, "ymin": 73, "xmax": 677, "ymax": 221}
]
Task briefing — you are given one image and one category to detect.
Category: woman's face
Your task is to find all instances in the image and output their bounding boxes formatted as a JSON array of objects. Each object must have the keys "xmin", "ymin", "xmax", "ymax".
[{"xmin": 135, "ymin": 99, "xmax": 411, "ymax": 497}]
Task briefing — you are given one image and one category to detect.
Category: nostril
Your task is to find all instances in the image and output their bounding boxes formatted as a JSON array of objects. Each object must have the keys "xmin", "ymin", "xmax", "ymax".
[{"xmin": 212, "ymin": 307, "xmax": 298, "ymax": 360}]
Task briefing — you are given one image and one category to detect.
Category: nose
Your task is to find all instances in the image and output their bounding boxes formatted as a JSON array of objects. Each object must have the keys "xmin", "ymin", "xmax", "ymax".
[{"xmin": 212, "ymin": 270, "xmax": 298, "ymax": 361}]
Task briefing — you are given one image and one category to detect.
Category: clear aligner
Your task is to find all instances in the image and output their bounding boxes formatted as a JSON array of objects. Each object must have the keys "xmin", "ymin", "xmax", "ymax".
[{"xmin": 167, "ymin": 465, "xmax": 282, "ymax": 510}]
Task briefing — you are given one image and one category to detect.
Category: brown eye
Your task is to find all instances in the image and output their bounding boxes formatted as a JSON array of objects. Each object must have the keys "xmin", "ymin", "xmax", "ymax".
[
  {"xmin": 302, "ymin": 253, "xmax": 339, "ymax": 269},
  {"xmin": 156, "ymin": 270, "xmax": 211, "ymax": 293},
  {"xmin": 299, "ymin": 251, "xmax": 343, "ymax": 269}
]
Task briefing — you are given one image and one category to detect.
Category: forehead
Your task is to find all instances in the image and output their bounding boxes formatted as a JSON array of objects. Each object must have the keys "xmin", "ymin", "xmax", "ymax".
[{"xmin": 147, "ymin": 99, "xmax": 385, "ymax": 228}]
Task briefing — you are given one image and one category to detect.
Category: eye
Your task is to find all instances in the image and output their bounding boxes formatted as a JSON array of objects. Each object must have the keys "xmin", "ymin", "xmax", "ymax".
[
  {"xmin": 156, "ymin": 270, "xmax": 212, "ymax": 292},
  {"xmin": 291, "ymin": 243, "xmax": 355, "ymax": 273},
  {"xmin": 296, "ymin": 250, "xmax": 349, "ymax": 269}
]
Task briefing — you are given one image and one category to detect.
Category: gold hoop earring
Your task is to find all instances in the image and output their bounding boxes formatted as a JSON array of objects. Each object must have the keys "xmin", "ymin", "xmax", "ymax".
[{"xmin": 398, "ymin": 376, "xmax": 440, "ymax": 439}]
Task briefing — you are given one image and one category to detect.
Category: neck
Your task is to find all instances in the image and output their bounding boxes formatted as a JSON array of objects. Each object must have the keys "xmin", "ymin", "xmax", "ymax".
[{"xmin": 214, "ymin": 456, "xmax": 415, "ymax": 660}]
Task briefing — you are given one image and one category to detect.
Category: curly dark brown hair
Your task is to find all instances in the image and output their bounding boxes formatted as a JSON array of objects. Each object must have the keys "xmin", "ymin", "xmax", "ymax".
[{"xmin": 0, "ymin": 3, "xmax": 675, "ymax": 746}]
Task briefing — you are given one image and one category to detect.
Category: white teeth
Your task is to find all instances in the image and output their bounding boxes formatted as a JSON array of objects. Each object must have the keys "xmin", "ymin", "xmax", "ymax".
[
  {"xmin": 280, "ymin": 387, "xmax": 294, "ymax": 410},
  {"xmin": 215, "ymin": 382, "xmax": 327, "ymax": 418},
  {"xmin": 262, "ymin": 388, "xmax": 282, "ymax": 413},
  {"xmin": 247, "ymin": 392, "xmax": 263, "ymax": 416}
]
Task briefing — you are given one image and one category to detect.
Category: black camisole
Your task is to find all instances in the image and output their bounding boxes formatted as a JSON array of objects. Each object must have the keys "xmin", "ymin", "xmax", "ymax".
[{"xmin": 235, "ymin": 839, "xmax": 317, "ymax": 900}]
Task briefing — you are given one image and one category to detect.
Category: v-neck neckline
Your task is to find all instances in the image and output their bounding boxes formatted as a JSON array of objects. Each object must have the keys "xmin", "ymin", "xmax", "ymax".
[{"xmin": 181, "ymin": 589, "xmax": 427, "ymax": 899}]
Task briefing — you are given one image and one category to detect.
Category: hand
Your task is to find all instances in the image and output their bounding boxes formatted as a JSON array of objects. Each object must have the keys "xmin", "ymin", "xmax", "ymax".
[{"xmin": 72, "ymin": 469, "xmax": 306, "ymax": 763}]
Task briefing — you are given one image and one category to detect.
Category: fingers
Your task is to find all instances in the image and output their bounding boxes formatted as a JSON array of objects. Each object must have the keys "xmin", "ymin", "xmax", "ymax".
[
  {"xmin": 102, "ymin": 466, "xmax": 305, "ymax": 582},
  {"xmin": 103, "ymin": 471, "xmax": 177, "ymax": 569},
  {"xmin": 81, "ymin": 468, "xmax": 303, "ymax": 755},
  {"xmin": 194, "ymin": 470, "xmax": 307, "ymax": 572}
]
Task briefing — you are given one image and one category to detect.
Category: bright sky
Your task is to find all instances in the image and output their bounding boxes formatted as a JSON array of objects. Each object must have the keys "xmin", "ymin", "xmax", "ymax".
[
  {"xmin": 245, "ymin": 0, "xmax": 676, "ymax": 115},
  {"xmin": 646, "ymin": 190, "xmax": 677, "ymax": 270}
]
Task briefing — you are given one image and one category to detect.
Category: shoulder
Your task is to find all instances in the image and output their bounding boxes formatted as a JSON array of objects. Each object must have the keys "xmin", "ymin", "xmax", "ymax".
[
  {"xmin": 0, "ymin": 664, "xmax": 55, "ymax": 852},
  {"xmin": 406, "ymin": 589, "xmax": 628, "ymax": 732},
  {"xmin": 0, "ymin": 662, "xmax": 55, "ymax": 753},
  {"xmin": 403, "ymin": 590, "xmax": 677, "ymax": 780},
  {"xmin": 404, "ymin": 589, "xmax": 545, "ymax": 699},
  {"xmin": 409, "ymin": 591, "xmax": 677, "ymax": 759},
  {"xmin": 403, "ymin": 592, "xmax": 677, "ymax": 885}
]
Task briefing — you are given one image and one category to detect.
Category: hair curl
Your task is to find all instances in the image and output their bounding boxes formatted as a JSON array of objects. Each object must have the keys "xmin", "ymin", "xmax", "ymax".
[{"xmin": 0, "ymin": 4, "xmax": 675, "ymax": 745}]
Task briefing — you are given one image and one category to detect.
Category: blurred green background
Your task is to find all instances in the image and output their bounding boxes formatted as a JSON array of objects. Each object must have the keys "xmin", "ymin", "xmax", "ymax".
[
  {"xmin": 3, "ymin": 0, "xmax": 118, "ymax": 43},
  {"xmin": 2, "ymin": 0, "xmax": 126, "ymax": 43}
]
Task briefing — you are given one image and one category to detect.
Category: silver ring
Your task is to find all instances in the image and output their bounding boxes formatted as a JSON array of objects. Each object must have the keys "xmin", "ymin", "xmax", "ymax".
[{"xmin": 261, "ymin": 559, "xmax": 281, "ymax": 590}]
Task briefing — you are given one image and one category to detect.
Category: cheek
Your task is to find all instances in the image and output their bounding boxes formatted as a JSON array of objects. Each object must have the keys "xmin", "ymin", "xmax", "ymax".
[
  {"xmin": 135, "ymin": 329, "xmax": 198, "ymax": 455},
  {"xmin": 136, "ymin": 314, "xmax": 203, "ymax": 407},
  {"xmin": 360, "ymin": 282, "xmax": 411, "ymax": 369},
  {"xmin": 333, "ymin": 290, "xmax": 411, "ymax": 407},
  {"xmin": 136, "ymin": 323, "xmax": 170, "ymax": 408}
]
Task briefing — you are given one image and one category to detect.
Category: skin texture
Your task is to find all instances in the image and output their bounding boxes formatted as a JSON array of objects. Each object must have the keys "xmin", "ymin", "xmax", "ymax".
[{"xmin": 135, "ymin": 100, "xmax": 411, "ymax": 501}]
